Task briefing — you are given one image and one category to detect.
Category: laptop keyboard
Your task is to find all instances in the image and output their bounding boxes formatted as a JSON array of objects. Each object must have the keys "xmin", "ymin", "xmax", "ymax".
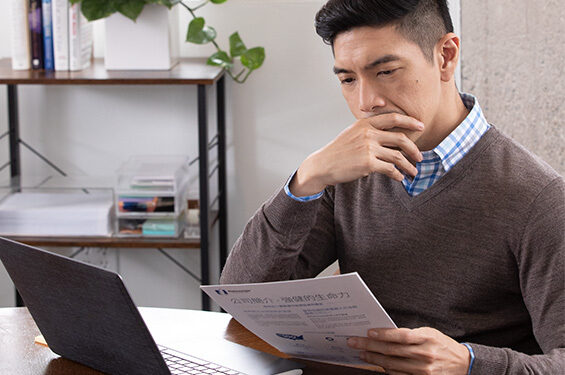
[{"xmin": 159, "ymin": 346, "xmax": 247, "ymax": 375}]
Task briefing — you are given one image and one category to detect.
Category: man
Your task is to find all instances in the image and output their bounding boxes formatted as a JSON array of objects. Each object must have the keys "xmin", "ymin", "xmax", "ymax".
[{"xmin": 220, "ymin": 0, "xmax": 565, "ymax": 374}]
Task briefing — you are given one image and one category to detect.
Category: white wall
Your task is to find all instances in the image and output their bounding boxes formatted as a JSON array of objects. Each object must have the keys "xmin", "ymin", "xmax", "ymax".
[
  {"xmin": 0, "ymin": 0, "xmax": 462, "ymax": 308},
  {"xmin": 0, "ymin": 0, "xmax": 352, "ymax": 308}
]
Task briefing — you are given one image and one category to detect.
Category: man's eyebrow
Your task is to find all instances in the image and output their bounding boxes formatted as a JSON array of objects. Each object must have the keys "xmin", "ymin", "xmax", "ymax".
[{"xmin": 333, "ymin": 55, "xmax": 401, "ymax": 75}]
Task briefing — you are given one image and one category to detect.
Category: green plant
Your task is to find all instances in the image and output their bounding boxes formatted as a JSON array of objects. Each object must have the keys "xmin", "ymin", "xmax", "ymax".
[{"xmin": 69, "ymin": 0, "xmax": 265, "ymax": 83}]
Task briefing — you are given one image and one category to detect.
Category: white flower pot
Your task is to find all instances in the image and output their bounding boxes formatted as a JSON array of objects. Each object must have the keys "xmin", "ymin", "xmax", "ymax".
[{"xmin": 104, "ymin": 4, "xmax": 179, "ymax": 70}]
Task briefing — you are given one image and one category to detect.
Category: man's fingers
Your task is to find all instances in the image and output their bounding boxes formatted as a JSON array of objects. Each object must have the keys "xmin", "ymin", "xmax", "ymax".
[
  {"xmin": 348, "ymin": 336, "xmax": 419, "ymax": 358},
  {"xmin": 371, "ymin": 159, "xmax": 405, "ymax": 182},
  {"xmin": 376, "ymin": 130, "xmax": 423, "ymax": 163},
  {"xmin": 368, "ymin": 328, "xmax": 428, "ymax": 345},
  {"xmin": 374, "ymin": 147, "xmax": 418, "ymax": 177},
  {"xmin": 360, "ymin": 351, "xmax": 422, "ymax": 374},
  {"xmin": 366, "ymin": 113, "xmax": 424, "ymax": 132}
]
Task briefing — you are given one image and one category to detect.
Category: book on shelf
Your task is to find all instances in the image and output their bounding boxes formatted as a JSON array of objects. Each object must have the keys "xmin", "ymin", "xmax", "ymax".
[
  {"xmin": 8, "ymin": 0, "xmax": 92, "ymax": 72},
  {"xmin": 29, "ymin": 0, "xmax": 44, "ymax": 70},
  {"xmin": 9, "ymin": 0, "xmax": 31, "ymax": 70},
  {"xmin": 52, "ymin": 0, "xmax": 69, "ymax": 70},
  {"xmin": 69, "ymin": 2, "xmax": 93, "ymax": 71},
  {"xmin": 41, "ymin": 0, "xmax": 55, "ymax": 71}
]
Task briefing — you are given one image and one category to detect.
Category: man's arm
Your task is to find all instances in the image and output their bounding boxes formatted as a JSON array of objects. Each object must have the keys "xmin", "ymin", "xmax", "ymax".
[
  {"xmin": 467, "ymin": 176, "xmax": 565, "ymax": 374},
  {"xmin": 219, "ymin": 184, "xmax": 337, "ymax": 284},
  {"xmin": 221, "ymin": 113, "xmax": 424, "ymax": 284}
]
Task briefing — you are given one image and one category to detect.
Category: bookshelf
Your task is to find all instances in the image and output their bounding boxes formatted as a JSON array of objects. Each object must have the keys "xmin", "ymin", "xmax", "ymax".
[{"xmin": 0, "ymin": 57, "xmax": 227, "ymax": 311}]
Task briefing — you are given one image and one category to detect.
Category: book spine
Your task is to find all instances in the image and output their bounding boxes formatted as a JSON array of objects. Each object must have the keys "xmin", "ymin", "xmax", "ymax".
[
  {"xmin": 29, "ymin": 0, "xmax": 44, "ymax": 70},
  {"xmin": 79, "ymin": 12, "xmax": 93, "ymax": 69},
  {"xmin": 52, "ymin": 0, "xmax": 69, "ymax": 71},
  {"xmin": 9, "ymin": 0, "xmax": 31, "ymax": 70},
  {"xmin": 68, "ymin": 3, "xmax": 80, "ymax": 71},
  {"xmin": 41, "ymin": 0, "xmax": 54, "ymax": 71}
]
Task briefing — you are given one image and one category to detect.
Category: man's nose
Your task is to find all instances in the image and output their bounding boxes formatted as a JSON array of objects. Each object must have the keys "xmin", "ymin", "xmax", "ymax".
[{"xmin": 359, "ymin": 80, "xmax": 386, "ymax": 114}]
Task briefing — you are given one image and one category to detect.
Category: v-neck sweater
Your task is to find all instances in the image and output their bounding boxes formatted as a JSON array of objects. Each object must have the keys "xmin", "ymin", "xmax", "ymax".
[{"xmin": 220, "ymin": 127, "xmax": 565, "ymax": 374}]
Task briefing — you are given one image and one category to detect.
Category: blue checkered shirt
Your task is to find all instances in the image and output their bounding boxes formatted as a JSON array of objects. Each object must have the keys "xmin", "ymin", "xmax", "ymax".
[
  {"xmin": 402, "ymin": 93, "xmax": 490, "ymax": 196},
  {"xmin": 285, "ymin": 93, "xmax": 490, "ymax": 201}
]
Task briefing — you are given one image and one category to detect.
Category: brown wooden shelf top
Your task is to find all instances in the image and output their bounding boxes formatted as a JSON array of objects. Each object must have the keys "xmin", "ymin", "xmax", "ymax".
[
  {"xmin": 6, "ymin": 235, "xmax": 202, "ymax": 249},
  {"xmin": 0, "ymin": 58, "xmax": 224, "ymax": 85}
]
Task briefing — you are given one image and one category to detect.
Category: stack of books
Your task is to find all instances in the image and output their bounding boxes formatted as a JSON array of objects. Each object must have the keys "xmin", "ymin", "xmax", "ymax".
[{"xmin": 9, "ymin": 0, "xmax": 93, "ymax": 71}]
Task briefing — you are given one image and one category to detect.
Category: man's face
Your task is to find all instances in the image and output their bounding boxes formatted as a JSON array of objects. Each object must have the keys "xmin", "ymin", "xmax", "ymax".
[{"xmin": 333, "ymin": 25, "xmax": 442, "ymax": 145}]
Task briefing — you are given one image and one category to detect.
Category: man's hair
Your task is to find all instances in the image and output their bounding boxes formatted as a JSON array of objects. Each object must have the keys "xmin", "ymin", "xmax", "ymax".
[{"xmin": 315, "ymin": 0, "xmax": 454, "ymax": 61}]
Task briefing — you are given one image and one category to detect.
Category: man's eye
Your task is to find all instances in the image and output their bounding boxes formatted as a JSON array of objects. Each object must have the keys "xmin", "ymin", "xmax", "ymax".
[
  {"xmin": 340, "ymin": 78, "xmax": 355, "ymax": 84},
  {"xmin": 377, "ymin": 69, "xmax": 396, "ymax": 77}
]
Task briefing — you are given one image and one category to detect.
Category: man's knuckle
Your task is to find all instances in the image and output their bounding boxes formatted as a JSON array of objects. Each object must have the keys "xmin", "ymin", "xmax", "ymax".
[
  {"xmin": 415, "ymin": 366, "xmax": 433, "ymax": 375},
  {"xmin": 398, "ymin": 132, "xmax": 409, "ymax": 143},
  {"xmin": 425, "ymin": 349, "xmax": 438, "ymax": 363},
  {"xmin": 402, "ymin": 330, "xmax": 415, "ymax": 342},
  {"xmin": 424, "ymin": 365, "xmax": 435, "ymax": 375}
]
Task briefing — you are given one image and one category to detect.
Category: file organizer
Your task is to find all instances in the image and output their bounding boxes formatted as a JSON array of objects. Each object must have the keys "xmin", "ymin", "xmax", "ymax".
[{"xmin": 115, "ymin": 156, "xmax": 189, "ymax": 238}]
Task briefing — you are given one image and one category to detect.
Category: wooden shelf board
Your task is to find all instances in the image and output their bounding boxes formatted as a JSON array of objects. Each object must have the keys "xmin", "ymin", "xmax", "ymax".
[
  {"xmin": 6, "ymin": 235, "xmax": 201, "ymax": 249},
  {"xmin": 0, "ymin": 58, "xmax": 224, "ymax": 85},
  {"xmin": 4, "ymin": 210, "xmax": 219, "ymax": 249}
]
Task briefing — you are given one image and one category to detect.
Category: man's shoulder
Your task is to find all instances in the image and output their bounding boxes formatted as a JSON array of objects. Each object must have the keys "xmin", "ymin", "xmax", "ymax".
[{"xmin": 477, "ymin": 127, "xmax": 562, "ymax": 195}]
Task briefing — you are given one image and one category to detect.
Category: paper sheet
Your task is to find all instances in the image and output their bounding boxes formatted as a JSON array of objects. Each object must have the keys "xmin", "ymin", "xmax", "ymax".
[
  {"xmin": 0, "ymin": 191, "xmax": 113, "ymax": 236},
  {"xmin": 201, "ymin": 273, "xmax": 396, "ymax": 366}
]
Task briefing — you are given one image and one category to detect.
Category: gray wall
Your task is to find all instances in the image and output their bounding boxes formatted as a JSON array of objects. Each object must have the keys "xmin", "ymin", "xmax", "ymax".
[{"xmin": 461, "ymin": 0, "xmax": 564, "ymax": 175}]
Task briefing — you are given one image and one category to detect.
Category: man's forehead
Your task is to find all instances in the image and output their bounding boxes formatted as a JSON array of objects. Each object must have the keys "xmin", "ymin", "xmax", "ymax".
[{"xmin": 332, "ymin": 26, "xmax": 412, "ymax": 70}]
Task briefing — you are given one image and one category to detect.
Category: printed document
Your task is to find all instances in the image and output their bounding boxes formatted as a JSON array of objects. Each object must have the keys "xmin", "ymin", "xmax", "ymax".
[{"xmin": 201, "ymin": 273, "xmax": 396, "ymax": 366}]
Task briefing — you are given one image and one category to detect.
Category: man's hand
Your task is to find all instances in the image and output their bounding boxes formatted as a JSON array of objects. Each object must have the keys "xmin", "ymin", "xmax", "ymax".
[
  {"xmin": 347, "ymin": 327, "xmax": 471, "ymax": 375},
  {"xmin": 289, "ymin": 114, "xmax": 424, "ymax": 197}
]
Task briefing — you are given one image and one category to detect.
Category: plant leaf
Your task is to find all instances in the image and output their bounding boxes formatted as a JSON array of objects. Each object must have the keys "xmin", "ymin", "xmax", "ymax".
[
  {"xmin": 210, "ymin": 0, "xmax": 228, "ymax": 4},
  {"xmin": 117, "ymin": 0, "xmax": 146, "ymax": 21},
  {"xmin": 240, "ymin": 47, "xmax": 265, "ymax": 70},
  {"xmin": 186, "ymin": 17, "xmax": 217, "ymax": 44},
  {"xmin": 229, "ymin": 32, "xmax": 246, "ymax": 57},
  {"xmin": 69, "ymin": 0, "xmax": 81, "ymax": 4},
  {"xmin": 80, "ymin": 0, "xmax": 117, "ymax": 21},
  {"xmin": 153, "ymin": 0, "xmax": 182, "ymax": 8},
  {"xmin": 207, "ymin": 51, "xmax": 233, "ymax": 68}
]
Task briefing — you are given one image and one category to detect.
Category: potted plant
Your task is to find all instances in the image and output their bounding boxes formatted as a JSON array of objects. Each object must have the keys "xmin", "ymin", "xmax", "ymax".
[{"xmin": 70, "ymin": 0, "xmax": 265, "ymax": 82}]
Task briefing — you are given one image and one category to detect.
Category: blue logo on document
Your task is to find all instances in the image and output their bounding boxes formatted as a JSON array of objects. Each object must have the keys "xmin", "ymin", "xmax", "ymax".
[
  {"xmin": 276, "ymin": 333, "xmax": 304, "ymax": 341},
  {"xmin": 215, "ymin": 289, "xmax": 228, "ymax": 295}
]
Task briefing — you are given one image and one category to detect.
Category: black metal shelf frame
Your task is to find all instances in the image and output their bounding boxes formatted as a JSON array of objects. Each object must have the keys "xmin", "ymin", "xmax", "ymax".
[{"xmin": 4, "ymin": 77, "xmax": 228, "ymax": 311}]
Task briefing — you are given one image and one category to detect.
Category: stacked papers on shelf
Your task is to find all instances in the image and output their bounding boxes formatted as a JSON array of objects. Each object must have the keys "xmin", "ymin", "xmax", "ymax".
[{"xmin": 0, "ymin": 192, "xmax": 113, "ymax": 236}]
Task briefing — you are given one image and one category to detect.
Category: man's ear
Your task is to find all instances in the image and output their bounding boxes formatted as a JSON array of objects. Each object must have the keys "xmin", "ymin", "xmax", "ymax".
[{"xmin": 436, "ymin": 33, "xmax": 460, "ymax": 82}]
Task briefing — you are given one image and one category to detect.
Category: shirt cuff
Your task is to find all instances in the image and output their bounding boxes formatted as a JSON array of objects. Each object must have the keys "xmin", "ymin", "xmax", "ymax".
[
  {"xmin": 461, "ymin": 343, "xmax": 475, "ymax": 375},
  {"xmin": 284, "ymin": 170, "xmax": 324, "ymax": 202}
]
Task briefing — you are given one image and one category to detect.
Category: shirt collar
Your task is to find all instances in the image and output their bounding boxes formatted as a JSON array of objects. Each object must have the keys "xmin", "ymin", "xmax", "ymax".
[{"xmin": 430, "ymin": 93, "xmax": 490, "ymax": 172}]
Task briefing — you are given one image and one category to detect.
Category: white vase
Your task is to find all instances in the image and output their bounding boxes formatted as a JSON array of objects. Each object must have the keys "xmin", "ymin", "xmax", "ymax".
[{"xmin": 104, "ymin": 4, "xmax": 179, "ymax": 70}]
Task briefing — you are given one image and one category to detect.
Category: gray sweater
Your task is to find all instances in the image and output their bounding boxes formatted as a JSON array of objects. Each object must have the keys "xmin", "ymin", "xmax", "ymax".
[{"xmin": 220, "ymin": 127, "xmax": 565, "ymax": 374}]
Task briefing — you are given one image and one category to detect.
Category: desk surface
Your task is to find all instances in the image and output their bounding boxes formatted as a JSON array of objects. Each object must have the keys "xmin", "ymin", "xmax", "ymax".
[{"xmin": 0, "ymin": 307, "xmax": 378, "ymax": 375}]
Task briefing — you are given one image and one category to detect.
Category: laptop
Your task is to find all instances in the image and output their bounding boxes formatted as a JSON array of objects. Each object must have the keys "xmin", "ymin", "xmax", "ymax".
[{"xmin": 0, "ymin": 237, "xmax": 303, "ymax": 375}]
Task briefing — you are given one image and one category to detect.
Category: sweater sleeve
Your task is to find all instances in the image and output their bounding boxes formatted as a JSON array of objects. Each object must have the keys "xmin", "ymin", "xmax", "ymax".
[
  {"xmin": 469, "ymin": 177, "xmax": 565, "ymax": 374},
  {"xmin": 219, "ymin": 184, "xmax": 337, "ymax": 284}
]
